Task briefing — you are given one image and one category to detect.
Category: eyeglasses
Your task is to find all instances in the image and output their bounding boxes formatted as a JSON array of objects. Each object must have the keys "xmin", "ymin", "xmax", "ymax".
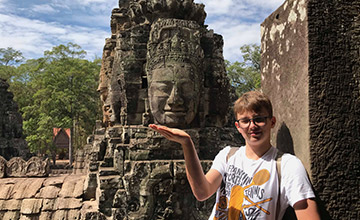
[{"xmin": 235, "ymin": 116, "xmax": 271, "ymax": 128}]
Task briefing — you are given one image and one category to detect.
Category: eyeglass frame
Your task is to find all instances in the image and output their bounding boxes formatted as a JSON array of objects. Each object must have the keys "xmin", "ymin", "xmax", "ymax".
[{"xmin": 235, "ymin": 116, "xmax": 272, "ymax": 128}]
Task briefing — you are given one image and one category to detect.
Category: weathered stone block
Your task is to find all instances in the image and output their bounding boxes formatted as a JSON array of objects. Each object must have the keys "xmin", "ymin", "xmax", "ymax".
[
  {"xmin": 0, "ymin": 200, "xmax": 4, "ymax": 210},
  {"xmin": 99, "ymin": 167, "xmax": 120, "ymax": 176},
  {"xmin": 54, "ymin": 198, "xmax": 83, "ymax": 210},
  {"xmin": 0, "ymin": 184, "xmax": 13, "ymax": 200},
  {"xmin": 83, "ymin": 173, "xmax": 97, "ymax": 200},
  {"xmin": 14, "ymin": 178, "xmax": 44, "ymax": 199},
  {"xmin": 39, "ymin": 211, "xmax": 52, "ymax": 220},
  {"xmin": 19, "ymin": 214, "xmax": 37, "ymax": 220},
  {"xmin": 99, "ymin": 175, "xmax": 123, "ymax": 190},
  {"xmin": 43, "ymin": 175, "xmax": 66, "ymax": 187},
  {"xmin": 36, "ymin": 186, "xmax": 60, "ymax": 199},
  {"xmin": 52, "ymin": 210, "xmax": 68, "ymax": 219},
  {"xmin": 20, "ymin": 199, "xmax": 43, "ymax": 215},
  {"xmin": 2, "ymin": 199, "xmax": 22, "ymax": 211},
  {"xmin": 68, "ymin": 209, "xmax": 81, "ymax": 220},
  {"xmin": 59, "ymin": 175, "xmax": 85, "ymax": 198},
  {"xmin": 22, "ymin": 178, "xmax": 45, "ymax": 198},
  {"xmin": 2, "ymin": 211, "xmax": 20, "ymax": 220},
  {"xmin": 41, "ymin": 199, "xmax": 55, "ymax": 211}
]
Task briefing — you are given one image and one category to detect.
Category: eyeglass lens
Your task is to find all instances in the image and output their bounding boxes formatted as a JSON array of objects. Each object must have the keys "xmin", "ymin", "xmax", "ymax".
[{"xmin": 237, "ymin": 116, "xmax": 268, "ymax": 128}]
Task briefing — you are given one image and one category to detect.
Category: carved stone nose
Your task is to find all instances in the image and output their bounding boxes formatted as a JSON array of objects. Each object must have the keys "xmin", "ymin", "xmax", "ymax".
[{"xmin": 164, "ymin": 85, "xmax": 184, "ymax": 111}]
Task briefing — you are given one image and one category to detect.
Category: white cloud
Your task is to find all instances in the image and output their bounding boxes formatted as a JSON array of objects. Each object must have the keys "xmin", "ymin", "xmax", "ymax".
[
  {"xmin": 195, "ymin": 0, "xmax": 235, "ymax": 15},
  {"xmin": 0, "ymin": 0, "xmax": 11, "ymax": 11},
  {"xmin": 0, "ymin": 13, "xmax": 109, "ymax": 60},
  {"xmin": 50, "ymin": 0, "xmax": 117, "ymax": 11},
  {"xmin": 196, "ymin": 0, "xmax": 285, "ymax": 15},
  {"xmin": 223, "ymin": 24, "xmax": 260, "ymax": 61},
  {"xmin": 0, "ymin": 0, "xmax": 285, "ymax": 62},
  {"xmin": 194, "ymin": 0, "xmax": 285, "ymax": 62},
  {"xmin": 31, "ymin": 4, "xmax": 58, "ymax": 14},
  {"xmin": 46, "ymin": 0, "xmax": 117, "ymax": 28},
  {"xmin": 250, "ymin": 0, "xmax": 285, "ymax": 9},
  {"xmin": 207, "ymin": 19, "xmax": 260, "ymax": 61},
  {"xmin": 77, "ymin": 0, "xmax": 115, "ymax": 4}
]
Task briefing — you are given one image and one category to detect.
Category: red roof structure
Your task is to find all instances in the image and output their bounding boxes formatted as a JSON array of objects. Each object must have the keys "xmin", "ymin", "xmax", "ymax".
[{"xmin": 53, "ymin": 128, "xmax": 70, "ymax": 149}]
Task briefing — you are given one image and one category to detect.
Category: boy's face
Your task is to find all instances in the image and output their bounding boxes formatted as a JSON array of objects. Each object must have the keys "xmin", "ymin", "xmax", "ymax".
[{"xmin": 235, "ymin": 109, "xmax": 275, "ymax": 149}]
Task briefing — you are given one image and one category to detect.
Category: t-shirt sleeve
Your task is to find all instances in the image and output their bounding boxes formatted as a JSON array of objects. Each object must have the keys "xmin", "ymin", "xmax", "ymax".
[
  {"xmin": 281, "ymin": 155, "xmax": 316, "ymax": 207},
  {"xmin": 210, "ymin": 146, "xmax": 231, "ymax": 176}
]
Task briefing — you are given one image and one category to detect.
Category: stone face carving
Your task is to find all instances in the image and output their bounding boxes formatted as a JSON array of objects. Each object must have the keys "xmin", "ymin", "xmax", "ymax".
[
  {"xmin": 0, "ymin": 78, "xmax": 30, "ymax": 160},
  {"xmin": 83, "ymin": 0, "xmax": 242, "ymax": 219},
  {"xmin": 98, "ymin": 0, "xmax": 230, "ymax": 128},
  {"xmin": 147, "ymin": 62, "xmax": 201, "ymax": 127},
  {"xmin": 146, "ymin": 19, "xmax": 203, "ymax": 127}
]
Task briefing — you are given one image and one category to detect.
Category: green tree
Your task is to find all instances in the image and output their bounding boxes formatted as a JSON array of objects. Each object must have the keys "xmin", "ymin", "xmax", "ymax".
[
  {"xmin": 10, "ymin": 59, "xmax": 42, "ymax": 111},
  {"xmin": 17, "ymin": 43, "xmax": 101, "ymax": 163},
  {"xmin": 0, "ymin": 47, "xmax": 24, "ymax": 81},
  {"xmin": 226, "ymin": 44, "xmax": 261, "ymax": 97}
]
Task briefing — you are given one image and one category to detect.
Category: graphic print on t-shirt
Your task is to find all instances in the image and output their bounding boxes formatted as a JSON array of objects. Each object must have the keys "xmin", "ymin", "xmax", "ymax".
[{"xmin": 214, "ymin": 169, "xmax": 273, "ymax": 220}]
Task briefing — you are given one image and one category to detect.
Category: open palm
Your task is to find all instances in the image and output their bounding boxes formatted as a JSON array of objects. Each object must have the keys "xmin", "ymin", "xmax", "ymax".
[{"xmin": 149, "ymin": 124, "xmax": 191, "ymax": 146}]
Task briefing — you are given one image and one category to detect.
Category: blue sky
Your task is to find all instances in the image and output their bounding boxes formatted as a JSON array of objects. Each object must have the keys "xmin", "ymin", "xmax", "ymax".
[{"xmin": 0, "ymin": 0, "xmax": 284, "ymax": 63}]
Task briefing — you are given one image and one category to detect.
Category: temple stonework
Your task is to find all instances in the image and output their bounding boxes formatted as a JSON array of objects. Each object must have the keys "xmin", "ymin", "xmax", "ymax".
[
  {"xmin": 261, "ymin": 0, "xmax": 360, "ymax": 218},
  {"xmin": 0, "ymin": 79, "xmax": 29, "ymax": 160},
  {"xmin": 0, "ymin": 0, "xmax": 358, "ymax": 219},
  {"xmin": 84, "ymin": 0, "xmax": 242, "ymax": 219}
]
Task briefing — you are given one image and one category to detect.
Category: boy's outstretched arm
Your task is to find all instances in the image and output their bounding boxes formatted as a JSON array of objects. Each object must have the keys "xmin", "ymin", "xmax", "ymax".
[
  {"xmin": 149, "ymin": 124, "xmax": 222, "ymax": 201},
  {"xmin": 294, "ymin": 199, "xmax": 320, "ymax": 220}
]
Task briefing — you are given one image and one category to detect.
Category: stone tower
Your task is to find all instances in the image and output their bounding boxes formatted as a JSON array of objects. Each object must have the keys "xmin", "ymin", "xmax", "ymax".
[
  {"xmin": 0, "ymin": 78, "xmax": 29, "ymax": 160},
  {"xmin": 83, "ymin": 0, "xmax": 242, "ymax": 219},
  {"xmin": 261, "ymin": 0, "xmax": 360, "ymax": 218}
]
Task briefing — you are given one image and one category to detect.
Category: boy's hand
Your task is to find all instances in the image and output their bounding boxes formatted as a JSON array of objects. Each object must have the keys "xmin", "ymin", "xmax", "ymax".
[
  {"xmin": 149, "ymin": 124, "xmax": 191, "ymax": 146},
  {"xmin": 149, "ymin": 124, "xmax": 222, "ymax": 201}
]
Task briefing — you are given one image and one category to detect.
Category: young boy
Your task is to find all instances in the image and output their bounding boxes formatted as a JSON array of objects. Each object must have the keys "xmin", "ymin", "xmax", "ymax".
[{"xmin": 149, "ymin": 91, "xmax": 320, "ymax": 219}]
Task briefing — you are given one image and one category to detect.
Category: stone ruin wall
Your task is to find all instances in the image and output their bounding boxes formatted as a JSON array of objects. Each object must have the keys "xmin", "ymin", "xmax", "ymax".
[
  {"xmin": 0, "ymin": 79, "xmax": 29, "ymax": 160},
  {"xmin": 261, "ymin": 0, "xmax": 360, "ymax": 219},
  {"xmin": 261, "ymin": 0, "xmax": 310, "ymax": 172},
  {"xmin": 307, "ymin": 0, "xmax": 360, "ymax": 218}
]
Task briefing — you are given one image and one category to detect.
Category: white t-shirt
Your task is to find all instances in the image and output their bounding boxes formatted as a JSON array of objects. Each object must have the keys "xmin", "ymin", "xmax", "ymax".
[{"xmin": 208, "ymin": 146, "xmax": 315, "ymax": 220}]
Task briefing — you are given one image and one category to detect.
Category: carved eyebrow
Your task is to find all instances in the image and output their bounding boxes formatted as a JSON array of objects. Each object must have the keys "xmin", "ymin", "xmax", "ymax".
[{"xmin": 150, "ymin": 80, "xmax": 172, "ymax": 83}]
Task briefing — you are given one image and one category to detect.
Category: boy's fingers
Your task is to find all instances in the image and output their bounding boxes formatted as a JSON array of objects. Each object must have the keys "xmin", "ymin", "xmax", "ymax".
[{"xmin": 149, "ymin": 124, "xmax": 170, "ymax": 132}]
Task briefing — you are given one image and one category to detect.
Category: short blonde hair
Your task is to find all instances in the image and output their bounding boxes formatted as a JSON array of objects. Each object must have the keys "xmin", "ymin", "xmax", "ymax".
[{"xmin": 233, "ymin": 91, "xmax": 273, "ymax": 117}]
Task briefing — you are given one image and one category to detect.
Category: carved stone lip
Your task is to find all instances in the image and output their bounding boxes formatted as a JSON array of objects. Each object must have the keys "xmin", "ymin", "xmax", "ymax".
[{"xmin": 164, "ymin": 111, "xmax": 186, "ymax": 116}]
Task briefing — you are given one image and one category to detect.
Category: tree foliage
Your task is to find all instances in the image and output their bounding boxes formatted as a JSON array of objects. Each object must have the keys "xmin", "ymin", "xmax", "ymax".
[
  {"xmin": 226, "ymin": 44, "xmax": 261, "ymax": 97},
  {"xmin": 0, "ymin": 47, "xmax": 24, "ymax": 81},
  {"xmin": 0, "ymin": 47, "xmax": 24, "ymax": 66},
  {"xmin": 1, "ymin": 43, "xmax": 101, "ymax": 155}
]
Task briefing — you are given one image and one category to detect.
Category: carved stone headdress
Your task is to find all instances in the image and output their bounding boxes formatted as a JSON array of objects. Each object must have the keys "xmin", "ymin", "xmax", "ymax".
[{"xmin": 146, "ymin": 18, "xmax": 204, "ymax": 81}]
